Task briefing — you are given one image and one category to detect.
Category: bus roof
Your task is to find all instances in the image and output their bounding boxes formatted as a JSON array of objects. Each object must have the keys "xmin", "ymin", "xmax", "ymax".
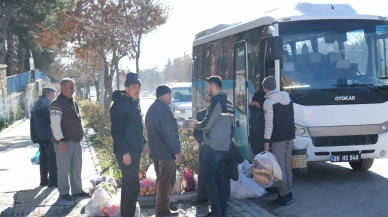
[
  {"xmin": 165, "ymin": 82, "xmax": 192, "ymax": 88},
  {"xmin": 193, "ymin": 2, "xmax": 387, "ymax": 47}
]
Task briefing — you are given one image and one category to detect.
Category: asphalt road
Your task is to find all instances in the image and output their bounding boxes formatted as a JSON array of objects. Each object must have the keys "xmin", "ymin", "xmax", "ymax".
[{"xmin": 253, "ymin": 159, "xmax": 388, "ymax": 217}]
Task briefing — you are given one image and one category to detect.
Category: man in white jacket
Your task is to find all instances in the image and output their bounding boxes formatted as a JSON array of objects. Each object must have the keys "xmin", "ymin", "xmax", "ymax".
[{"xmin": 262, "ymin": 76, "xmax": 295, "ymax": 205}]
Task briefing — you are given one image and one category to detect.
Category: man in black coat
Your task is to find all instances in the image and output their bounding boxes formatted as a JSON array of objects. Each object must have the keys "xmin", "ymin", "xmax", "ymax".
[
  {"xmin": 146, "ymin": 85, "xmax": 181, "ymax": 217},
  {"xmin": 110, "ymin": 72, "xmax": 149, "ymax": 217},
  {"xmin": 30, "ymin": 87, "xmax": 57, "ymax": 187}
]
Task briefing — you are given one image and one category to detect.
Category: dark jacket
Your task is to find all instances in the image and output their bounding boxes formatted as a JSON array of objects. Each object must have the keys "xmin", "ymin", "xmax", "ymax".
[
  {"xmin": 30, "ymin": 96, "xmax": 52, "ymax": 143},
  {"xmin": 196, "ymin": 92, "xmax": 234, "ymax": 151},
  {"xmin": 145, "ymin": 99, "xmax": 180, "ymax": 160},
  {"xmin": 50, "ymin": 94, "xmax": 84, "ymax": 143},
  {"xmin": 263, "ymin": 90, "xmax": 295, "ymax": 143},
  {"xmin": 249, "ymin": 105, "xmax": 265, "ymax": 155},
  {"xmin": 193, "ymin": 109, "xmax": 207, "ymax": 144},
  {"xmin": 110, "ymin": 90, "xmax": 146, "ymax": 156},
  {"xmin": 225, "ymin": 139, "xmax": 244, "ymax": 181}
]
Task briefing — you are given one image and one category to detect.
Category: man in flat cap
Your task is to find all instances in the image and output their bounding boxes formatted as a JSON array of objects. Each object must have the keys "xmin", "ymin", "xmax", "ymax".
[
  {"xmin": 50, "ymin": 78, "xmax": 89, "ymax": 201},
  {"xmin": 30, "ymin": 87, "xmax": 58, "ymax": 188},
  {"xmin": 146, "ymin": 84, "xmax": 181, "ymax": 217}
]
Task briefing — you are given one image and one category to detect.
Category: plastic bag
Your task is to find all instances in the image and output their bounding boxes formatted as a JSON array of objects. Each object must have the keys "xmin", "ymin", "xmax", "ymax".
[
  {"xmin": 139, "ymin": 179, "xmax": 155, "ymax": 196},
  {"xmin": 85, "ymin": 188, "xmax": 112, "ymax": 216},
  {"xmin": 146, "ymin": 163, "xmax": 157, "ymax": 185},
  {"xmin": 252, "ymin": 151, "xmax": 283, "ymax": 188},
  {"xmin": 182, "ymin": 168, "xmax": 195, "ymax": 192},
  {"xmin": 111, "ymin": 201, "xmax": 141, "ymax": 217},
  {"xmin": 95, "ymin": 182, "xmax": 116, "ymax": 197},
  {"xmin": 253, "ymin": 151, "xmax": 283, "ymax": 181},
  {"xmin": 171, "ymin": 171, "xmax": 181, "ymax": 194},
  {"xmin": 30, "ymin": 146, "xmax": 40, "ymax": 165},
  {"xmin": 230, "ymin": 163, "xmax": 266, "ymax": 199},
  {"xmin": 241, "ymin": 160, "xmax": 253, "ymax": 177},
  {"xmin": 89, "ymin": 175, "xmax": 118, "ymax": 196}
]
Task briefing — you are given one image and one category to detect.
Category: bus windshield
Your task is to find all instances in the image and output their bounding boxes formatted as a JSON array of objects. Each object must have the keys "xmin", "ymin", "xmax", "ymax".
[{"xmin": 279, "ymin": 19, "xmax": 388, "ymax": 92}]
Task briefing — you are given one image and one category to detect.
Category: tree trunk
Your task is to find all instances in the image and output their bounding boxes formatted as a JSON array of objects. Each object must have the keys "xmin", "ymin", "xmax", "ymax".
[
  {"xmin": 16, "ymin": 45, "xmax": 26, "ymax": 73},
  {"xmin": 115, "ymin": 60, "xmax": 120, "ymax": 90},
  {"xmin": 94, "ymin": 81, "xmax": 100, "ymax": 102},
  {"xmin": 103, "ymin": 64, "xmax": 113, "ymax": 109},
  {"xmin": 6, "ymin": 30, "xmax": 14, "ymax": 76},
  {"xmin": 0, "ymin": 35, "xmax": 6, "ymax": 65}
]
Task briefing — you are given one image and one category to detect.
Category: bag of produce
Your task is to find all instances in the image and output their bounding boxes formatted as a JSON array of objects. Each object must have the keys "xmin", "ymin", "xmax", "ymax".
[{"xmin": 139, "ymin": 179, "xmax": 156, "ymax": 196}]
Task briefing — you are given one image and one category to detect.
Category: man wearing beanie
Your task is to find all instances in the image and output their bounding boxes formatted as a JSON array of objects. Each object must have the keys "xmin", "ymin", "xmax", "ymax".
[
  {"xmin": 31, "ymin": 87, "xmax": 57, "ymax": 188},
  {"xmin": 145, "ymin": 84, "xmax": 181, "ymax": 217},
  {"xmin": 110, "ymin": 72, "xmax": 149, "ymax": 217},
  {"xmin": 262, "ymin": 76, "xmax": 295, "ymax": 205}
]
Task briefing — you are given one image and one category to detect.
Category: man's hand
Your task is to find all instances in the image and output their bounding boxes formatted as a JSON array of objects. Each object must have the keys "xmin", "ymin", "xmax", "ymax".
[
  {"xmin": 143, "ymin": 145, "xmax": 150, "ymax": 155},
  {"xmin": 264, "ymin": 142, "xmax": 270, "ymax": 151},
  {"xmin": 175, "ymin": 154, "xmax": 180, "ymax": 163},
  {"xmin": 188, "ymin": 119, "xmax": 198, "ymax": 128},
  {"xmin": 177, "ymin": 122, "xmax": 183, "ymax": 130},
  {"xmin": 58, "ymin": 141, "xmax": 67, "ymax": 152},
  {"xmin": 123, "ymin": 153, "xmax": 131, "ymax": 166}
]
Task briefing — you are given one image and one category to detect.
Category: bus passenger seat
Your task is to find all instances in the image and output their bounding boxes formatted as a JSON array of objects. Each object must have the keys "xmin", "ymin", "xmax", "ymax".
[{"xmin": 335, "ymin": 59, "xmax": 352, "ymax": 79}]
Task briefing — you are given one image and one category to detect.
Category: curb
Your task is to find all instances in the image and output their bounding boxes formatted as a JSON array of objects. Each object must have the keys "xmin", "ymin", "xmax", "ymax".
[
  {"xmin": 138, "ymin": 191, "xmax": 197, "ymax": 208},
  {"xmin": 84, "ymin": 130, "xmax": 102, "ymax": 175}
]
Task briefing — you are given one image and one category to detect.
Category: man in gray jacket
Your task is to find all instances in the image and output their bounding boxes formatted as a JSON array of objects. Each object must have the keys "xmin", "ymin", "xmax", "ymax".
[
  {"xmin": 262, "ymin": 76, "xmax": 295, "ymax": 205},
  {"xmin": 189, "ymin": 76, "xmax": 234, "ymax": 217}
]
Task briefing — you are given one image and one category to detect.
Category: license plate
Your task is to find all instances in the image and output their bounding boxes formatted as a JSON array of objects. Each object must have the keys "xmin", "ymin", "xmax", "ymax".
[{"xmin": 330, "ymin": 153, "xmax": 361, "ymax": 162}]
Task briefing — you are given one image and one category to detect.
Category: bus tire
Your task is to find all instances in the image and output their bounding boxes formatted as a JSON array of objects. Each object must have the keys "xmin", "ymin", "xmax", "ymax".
[{"xmin": 349, "ymin": 158, "xmax": 374, "ymax": 171}]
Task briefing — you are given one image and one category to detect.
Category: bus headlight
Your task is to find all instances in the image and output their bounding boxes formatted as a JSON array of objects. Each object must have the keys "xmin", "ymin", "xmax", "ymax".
[
  {"xmin": 295, "ymin": 124, "xmax": 309, "ymax": 137},
  {"xmin": 379, "ymin": 121, "xmax": 388, "ymax": 134}
]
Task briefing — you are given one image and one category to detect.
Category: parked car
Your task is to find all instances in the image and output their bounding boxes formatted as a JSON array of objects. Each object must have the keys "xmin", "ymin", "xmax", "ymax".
[
  {"xmin": 151, "ymin": 91, "xmax": 156, "ymax": 98},
  {"xmin": 140, "ymin": 91, "xmax": 149, "ymax": 98},
  {"xmin": 165, "ymin": 82, "xmax": 193, "ymax": 127}
]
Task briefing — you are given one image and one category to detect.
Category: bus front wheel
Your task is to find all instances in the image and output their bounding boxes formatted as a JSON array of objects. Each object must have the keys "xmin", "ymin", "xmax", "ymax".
[{"xmin": 349, "ymin": 158, "xmax": 374, "ymax": 171}]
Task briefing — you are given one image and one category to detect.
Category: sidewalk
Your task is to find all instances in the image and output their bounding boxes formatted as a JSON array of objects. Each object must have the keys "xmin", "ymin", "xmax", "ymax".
[
  {"xmin": 0, "ymin": 120, "xmax": 97, "ymax": 217},
  {"xmin": 0, "ymin": 119, "xmax": 277, "ymax": 217}
]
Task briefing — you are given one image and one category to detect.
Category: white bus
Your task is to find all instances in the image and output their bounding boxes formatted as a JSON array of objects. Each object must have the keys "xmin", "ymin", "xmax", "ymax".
[{"xmin": 191, "ymin": 2, "xmax": 388, "ymax": 170}]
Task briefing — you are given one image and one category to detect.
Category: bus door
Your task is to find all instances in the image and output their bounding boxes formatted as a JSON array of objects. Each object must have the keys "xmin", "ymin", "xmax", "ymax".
[{"xmin": 233, "ymin": 41, "xmax": 252, "ymax": 161}]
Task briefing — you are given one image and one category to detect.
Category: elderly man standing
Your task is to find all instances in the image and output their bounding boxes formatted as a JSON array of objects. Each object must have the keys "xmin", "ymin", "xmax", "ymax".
[
  {"xmin": 146, "ymin": 85, "xmax": 181, "ymax": 217},
  {"xmin": 30, "ymin": 87, "xmax": 57, "ymax": 188},
  {"xmin": 50, "ymin": 78, "xmax": 88, "ymax": 201}
]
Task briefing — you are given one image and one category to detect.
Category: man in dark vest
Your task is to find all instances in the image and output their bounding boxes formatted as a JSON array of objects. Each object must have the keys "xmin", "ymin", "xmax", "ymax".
[
  {"xmin": 50, "ymin": 78, "xmax": 88, "ymax": 201},
  {"xmin": 30, "ymin": 87, "xmax": 57, "ymax": 188}
]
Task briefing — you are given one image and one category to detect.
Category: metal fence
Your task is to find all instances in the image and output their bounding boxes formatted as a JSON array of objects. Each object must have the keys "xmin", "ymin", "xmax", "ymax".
[{"xmin": 6, "ymin": 70, "xmax": 49, "ymax": 95}]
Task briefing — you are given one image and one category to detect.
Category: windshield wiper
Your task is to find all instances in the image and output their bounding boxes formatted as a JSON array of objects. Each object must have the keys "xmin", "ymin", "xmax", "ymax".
[{"xmin": 332, "ymin": 83, "xmax": 388, "ymax": 98}]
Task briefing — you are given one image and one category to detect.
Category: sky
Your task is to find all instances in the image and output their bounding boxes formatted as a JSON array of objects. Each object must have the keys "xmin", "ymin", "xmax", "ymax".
[{"xmin": 120, "ymin": 0, "xmax": 387, "ymax": 72}]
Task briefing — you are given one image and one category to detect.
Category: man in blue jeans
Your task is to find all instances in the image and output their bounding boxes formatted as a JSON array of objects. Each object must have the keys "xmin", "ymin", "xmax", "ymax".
[{"xmin": 189, "ymin": 76, "xmax": 234, "ymax": 217}]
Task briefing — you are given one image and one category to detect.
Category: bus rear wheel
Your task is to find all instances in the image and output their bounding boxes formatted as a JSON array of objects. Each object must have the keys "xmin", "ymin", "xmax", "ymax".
[{"xmin": 349, "ymin": 158, "xmax": 374, "ymax": 171}]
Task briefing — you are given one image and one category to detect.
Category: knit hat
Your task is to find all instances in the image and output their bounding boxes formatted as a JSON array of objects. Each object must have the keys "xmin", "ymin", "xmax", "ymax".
[
  {"xmin": 124, "ymin": 72, "xmax": 141, "ymax": 87},
  {"xmin": 42, "ymin": 87, "xmax": 56, "ymax": 96},
  {"xmin": 262, "ymin": 76, "xmax": 276, "ymax": 91},
  {"xmin": 156, "ymin": 85, "xmax": 172, "ymax": 98},
  {"xmin": 252, "ymin": 91, "xmax": 265, "ymax": 106}
]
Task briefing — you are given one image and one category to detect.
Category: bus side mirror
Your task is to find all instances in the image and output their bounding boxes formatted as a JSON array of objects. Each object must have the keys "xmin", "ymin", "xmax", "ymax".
[{"xmin": 271, "ymin": 36, "xmax": 283, "ymax": 60}]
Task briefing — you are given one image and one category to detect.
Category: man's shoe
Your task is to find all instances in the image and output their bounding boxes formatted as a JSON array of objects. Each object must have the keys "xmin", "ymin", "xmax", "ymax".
[
  {"xmin": 169, "ymin": 204, "xmax": 179, "ymax": 211},
  {"xmin": 191, "ymin": 199, "xmax": 208, "ymax": 205},
  {"xmin": 272, "ymin": 193, "xmax": 294, "ymax": 206},
  {"xmin": 72, "ymin": 191, "xmax": 90, "ymax": 197},
  {"xmin": 156, "ymin": 211, "xmax": 179, "ymax": 217},
  {"xmin": 48, "ymin": 183, "xmax": 58, "ymax": 188},
  {"xmin": 59, "ymin": 194, "xmax": 74, "ymax": 201}
]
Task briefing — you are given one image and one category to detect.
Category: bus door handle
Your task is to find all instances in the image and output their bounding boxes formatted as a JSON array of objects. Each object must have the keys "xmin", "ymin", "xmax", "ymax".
[{"xmin": 236, "ymin": 120, "xmax": 240, "ymax": 127}]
